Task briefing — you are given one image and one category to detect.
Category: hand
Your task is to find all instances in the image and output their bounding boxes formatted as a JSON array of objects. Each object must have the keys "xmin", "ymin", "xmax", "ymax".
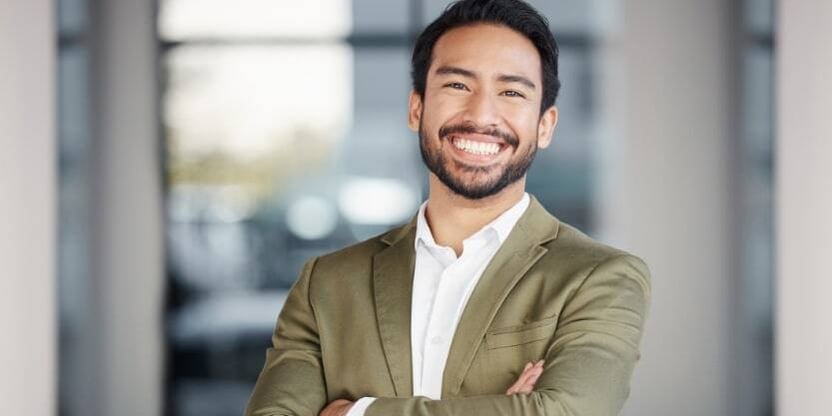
[
  {"xmin": 319, "ymin": 399, "xmax": 354, "ymax": 416},
  {"xmin": 505, "ymin": 360, "xmax": 545, "ymax": 395}
]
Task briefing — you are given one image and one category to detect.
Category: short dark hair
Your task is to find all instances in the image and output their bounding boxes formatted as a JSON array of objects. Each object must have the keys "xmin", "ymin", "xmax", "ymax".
[{"xmin": 411, "ymin": 0, "xmax": 561, "ymax": 114}]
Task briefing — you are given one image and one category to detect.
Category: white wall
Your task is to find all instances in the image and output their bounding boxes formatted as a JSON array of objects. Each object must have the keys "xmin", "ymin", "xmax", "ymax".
[
  {"xmin": 599, "ymin": 1, "xmax": 739, "ymax": 415},
  {"xmin": 776, "ymin": 2, "xmax": 832, "ymax": 416},
  {"xmin": 0, "ymin": 1, "xmax": 56, "ymax": 415}
]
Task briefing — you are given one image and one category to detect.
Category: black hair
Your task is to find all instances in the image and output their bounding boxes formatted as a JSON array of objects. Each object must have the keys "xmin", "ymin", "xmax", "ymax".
[{"xmin": 411, "ymin": 0, "xmax": 561, "ymax": 114}]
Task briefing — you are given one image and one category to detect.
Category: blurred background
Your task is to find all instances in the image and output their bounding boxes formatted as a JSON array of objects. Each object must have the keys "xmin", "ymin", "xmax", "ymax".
[{"xmin": 2, "ymin": 0, "xmax": 830, "ymax": 415}]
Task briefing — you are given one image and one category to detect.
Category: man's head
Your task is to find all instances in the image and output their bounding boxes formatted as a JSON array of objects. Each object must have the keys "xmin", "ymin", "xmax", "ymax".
[{"xmin": 408, "ymin": 0, "xmax": 560, "ymax": 200}]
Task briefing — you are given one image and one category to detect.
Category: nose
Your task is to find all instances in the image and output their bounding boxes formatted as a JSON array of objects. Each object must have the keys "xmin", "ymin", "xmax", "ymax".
[{"xmin": 462, "ymin": 90, "xmax": 500, "ymax": 128}]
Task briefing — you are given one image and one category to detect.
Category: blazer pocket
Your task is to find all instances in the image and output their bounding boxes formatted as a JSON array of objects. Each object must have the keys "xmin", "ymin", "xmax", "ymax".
[{"xmin": 486, "ymin": 316, "xmax": 558, "ymax": 349}]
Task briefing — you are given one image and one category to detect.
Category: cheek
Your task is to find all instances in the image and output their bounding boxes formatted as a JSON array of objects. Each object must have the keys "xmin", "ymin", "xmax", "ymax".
[
  {"xmin": 441, "ymin": 101, "xmax": 468, "ymax": 118},
  {"xmin": 503, "ymin": 108, "xmax": 540, "ymax": 139},
  {"xmin": 425, "ymin": 90, "xmax": 470, "ymax": 118},
  {"xmin": 421, "ymin": 103, "xmax": 460, "ymax": 136}
]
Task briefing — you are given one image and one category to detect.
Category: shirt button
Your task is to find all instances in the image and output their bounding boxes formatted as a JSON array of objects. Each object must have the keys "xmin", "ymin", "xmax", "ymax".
[{"xmin": 431, "ymin": 335, "xmax": 443, "ymax": 345}]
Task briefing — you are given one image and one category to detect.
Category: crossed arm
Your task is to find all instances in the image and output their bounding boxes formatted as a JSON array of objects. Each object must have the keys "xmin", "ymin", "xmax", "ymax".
[
  {"xmin": 321, "ymin": 361, "xmax": 545, "ymax": 416},
  {"xmin": 245, "ymin": 254, "xmax": 651, "ymax": 416}
]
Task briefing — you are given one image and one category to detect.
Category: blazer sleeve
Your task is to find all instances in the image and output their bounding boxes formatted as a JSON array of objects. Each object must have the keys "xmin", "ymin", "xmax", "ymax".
[
  {"xmin": 245, "ymin": 257, "xmax": 328, "ymax": 416},
  {"xmin": 364, "ymin": 254, "xmax": 652, "ymax": 416}
]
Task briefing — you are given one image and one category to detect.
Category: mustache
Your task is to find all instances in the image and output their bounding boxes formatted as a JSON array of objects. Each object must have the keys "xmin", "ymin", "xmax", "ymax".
[{"xmin": 438, "ymin": 123, "xmax": 519, "ymax": 148}]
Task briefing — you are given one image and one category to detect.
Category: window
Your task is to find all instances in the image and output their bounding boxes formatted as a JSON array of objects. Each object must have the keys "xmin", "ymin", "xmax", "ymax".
[
  {"xmin": 736, "ymin": 0, "xmax": 775, "ymax": 415},
  {"xmin": 56, "ymin": 0, "xmax": 96, "ymax": 414},
  {"xmin": 159, "ymin": 1, "xmax": 603, "ymax": 415}
]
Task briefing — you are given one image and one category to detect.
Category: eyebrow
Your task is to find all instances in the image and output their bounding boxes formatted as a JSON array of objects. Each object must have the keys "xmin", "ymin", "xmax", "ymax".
[
  {"xmin": 497, "ymin": 74, "xmax": 536, "ymax": 90},
  {"xmin": 434, "ymin": 65, "xmax": 536, "ymax": 90},
  {"xmin": 434, "ymin": 65, "xmax": 476, "ymax": 79}
]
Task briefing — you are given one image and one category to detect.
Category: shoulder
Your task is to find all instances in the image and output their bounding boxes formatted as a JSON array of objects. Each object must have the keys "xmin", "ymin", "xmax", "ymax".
[
  {"xmin": 308, "ymin": 221, "xmax": 412, "ymax": 275},
  {"xmin": 539, "ymin": 220, "xmax": 650, "ymax": 289},
  {"xmin": 547, "ymin": 222, "xmax": 632, "ymax": 261}
]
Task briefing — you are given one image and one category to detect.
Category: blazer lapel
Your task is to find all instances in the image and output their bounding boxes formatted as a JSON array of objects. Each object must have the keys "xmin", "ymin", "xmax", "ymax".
[
  {"xmin": 373, "ymin": 219, "xmax": 417, "ymax": 397},
  {"xmin": 441, "ymin": 196, "xmax": 560, "ymax": 397}
]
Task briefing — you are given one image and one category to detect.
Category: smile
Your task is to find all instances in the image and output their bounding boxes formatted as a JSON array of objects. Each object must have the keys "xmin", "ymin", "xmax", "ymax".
[{"xmin": 451, "ymin": 136, "xmax": 504, "ymax": 156}]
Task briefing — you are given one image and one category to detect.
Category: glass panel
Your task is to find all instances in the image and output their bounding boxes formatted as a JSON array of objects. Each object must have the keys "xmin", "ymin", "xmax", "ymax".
[
  {"xmin": 158, "ymin": 0, "xmax": 352, "ymax": 40},
  {"xmin": 742, "ymin": 45, "xmax": 774, "ymax": 161},
  {"xmin": 736, "ymin": 43, "xmax": 774, "ymax": 416},
  {"xmin": 58, "ymin": 0, "xmax": 87, "ymax": 36},
  {"xmin": 164, "ymin": 44, "xmax": 354, "ymax": 415},
  {"xmin": 422, "ymin": 0, "xmax": 616, "ymax": 35},
  {"xmin": 745, "ymin": 0, "xmax": 774, "ymax": 35},
  {"xmin": 57, "ymin": 44, "xmax": 95, "ymax": 416},
  {"xmin": 345, "ymin": 46, "xmax": 423, "ymax": 239},
  {"xmin": 164, "ymin": 44, "xmax": 353, "ymax": 292},
  {"xmin": 527, "ymin": 46, "xmax": 595, "ymax": 233},
  {"xmin": 353, "ymin": 0, "xmax": 411, "ymax": 34}
]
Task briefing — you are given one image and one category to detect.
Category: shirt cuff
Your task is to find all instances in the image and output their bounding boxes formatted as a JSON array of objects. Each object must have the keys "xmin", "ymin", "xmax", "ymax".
[{"xmin": 345, "ymin": 397, "xmax": 377, "ymax": 416}]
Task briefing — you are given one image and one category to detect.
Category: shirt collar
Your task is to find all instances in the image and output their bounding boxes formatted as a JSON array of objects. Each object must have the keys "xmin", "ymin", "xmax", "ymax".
[{"xmin": 414, "ymin": 192, "xmax": 530, "ymax": 250}]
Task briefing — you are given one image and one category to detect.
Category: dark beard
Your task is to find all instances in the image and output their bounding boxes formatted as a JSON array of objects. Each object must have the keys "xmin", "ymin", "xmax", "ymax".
[{"xmin": 418, "ymin": 121, "xmax": 537, "ymax": 200}]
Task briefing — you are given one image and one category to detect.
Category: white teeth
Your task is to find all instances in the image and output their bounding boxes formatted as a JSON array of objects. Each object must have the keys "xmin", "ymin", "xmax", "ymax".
[{"xmin": 452, "ymin": 137, "xmax": 500, "ymax": 156}]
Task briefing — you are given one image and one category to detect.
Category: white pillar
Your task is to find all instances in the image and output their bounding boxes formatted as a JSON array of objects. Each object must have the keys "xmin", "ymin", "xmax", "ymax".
[
  {"xmin": 0, "ymin": 1, "xmax": 56, "ymax": 415},
  {"xmin": 599, "ymin": 1, "xmax": 739, "ymax": 415},
  {"xmin": 89, "ymin": 1, "xmax": 164, "ymax": 415},
  {"xmin": 776, "ymin": 2, "xmax": 832, "ymax": 416}
]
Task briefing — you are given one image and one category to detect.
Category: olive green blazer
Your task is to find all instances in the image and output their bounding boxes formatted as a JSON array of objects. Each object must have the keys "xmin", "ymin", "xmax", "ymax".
[{"xmin": 246, "ymin": 196, "xmax": 651, "ymax": 416}]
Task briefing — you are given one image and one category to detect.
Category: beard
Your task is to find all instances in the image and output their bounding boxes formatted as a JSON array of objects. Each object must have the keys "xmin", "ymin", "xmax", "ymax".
[{"xmin": 418, "ymin": 120, "xmax": 538, "ymax": 200}]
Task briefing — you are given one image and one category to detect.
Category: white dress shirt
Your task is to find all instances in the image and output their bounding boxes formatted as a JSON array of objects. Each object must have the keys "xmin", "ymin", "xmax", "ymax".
[{"xmin": 346, "ymin": 193, "xmax": 530, "ymax": 416}]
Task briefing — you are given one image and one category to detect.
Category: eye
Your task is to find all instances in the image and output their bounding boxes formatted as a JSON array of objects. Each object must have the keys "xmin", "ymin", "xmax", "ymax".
[
  {"xmin": 502, "ymin": 90, "xmax": 526, "ymax": 98},
  {"xmin": 444, "ymin": 82, "xmax": 469, "ymax": 91}
]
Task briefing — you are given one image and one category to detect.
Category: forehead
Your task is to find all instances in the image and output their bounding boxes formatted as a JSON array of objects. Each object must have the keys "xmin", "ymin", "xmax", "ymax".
[{"xmin": 429, "ymin": 23, "xmax": 542, "ymax": 85}]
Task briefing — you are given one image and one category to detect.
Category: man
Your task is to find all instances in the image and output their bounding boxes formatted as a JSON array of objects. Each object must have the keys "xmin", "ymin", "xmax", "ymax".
[{"xmin": 246, "ymin": 0, "xmax": 651, "ymax": 415}]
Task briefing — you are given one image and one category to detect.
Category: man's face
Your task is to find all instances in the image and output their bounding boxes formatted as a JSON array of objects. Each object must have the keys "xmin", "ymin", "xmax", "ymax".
[{"xmin": 409, "ymin": 23, "xmax": 558, "ymax": 200}]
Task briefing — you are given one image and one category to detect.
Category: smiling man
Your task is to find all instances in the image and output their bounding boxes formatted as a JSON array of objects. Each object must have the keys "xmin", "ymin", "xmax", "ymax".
[{"xmin": 245, "ymin": 1, "xmax": 651, "ymax": 415}]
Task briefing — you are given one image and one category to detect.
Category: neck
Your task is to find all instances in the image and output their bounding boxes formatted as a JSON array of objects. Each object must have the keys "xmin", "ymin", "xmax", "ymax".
[{"xmin": 424, "ymin": 174, "xmax": 526, "ymax": 256}]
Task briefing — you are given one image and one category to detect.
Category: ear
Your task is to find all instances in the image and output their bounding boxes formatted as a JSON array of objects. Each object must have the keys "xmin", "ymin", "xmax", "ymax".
[
  {"xmin": 408, "ymin": 90, "xmax": 423, "ymax": 133},
  {"xmin": 536, "ymin": 105, "xmax": 558, "ymax": 149}
]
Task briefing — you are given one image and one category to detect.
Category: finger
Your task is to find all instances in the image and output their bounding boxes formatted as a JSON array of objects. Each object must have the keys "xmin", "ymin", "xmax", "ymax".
[
  {"xmin": 337, "ymin": 401, "xmax": 355, "ymax": 416},
  {"xmin": 516, "ymin": 370, "xmax": 541, "ymax": 393},
  {"xmin": 319, "ymin": 399, "xmax": 352, "ymax": 416},
  {"xmin": 506, "ymin": 362, "xmax": 535, "ymax": 394},
  {"xmin": 515, "ymin": 364, "xmax": 545, "ymax": 394},
  {"xmin": 516, "ymin": 362, "xmax": 539, "ymax": 386},
  {"xmin": 526, "ymin": 367, "xmax": 543, "ymax": 386},
  {"xmin": 506, "ymin": 374, "xmax": 524, "ymax": 394},
  {"xmin": 508, "ymin": 360, "xmax": 547, "ymax": 394},
  {"xmin": 514, "ymin": 383, "xmax": 533, "ymax": 394}
]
